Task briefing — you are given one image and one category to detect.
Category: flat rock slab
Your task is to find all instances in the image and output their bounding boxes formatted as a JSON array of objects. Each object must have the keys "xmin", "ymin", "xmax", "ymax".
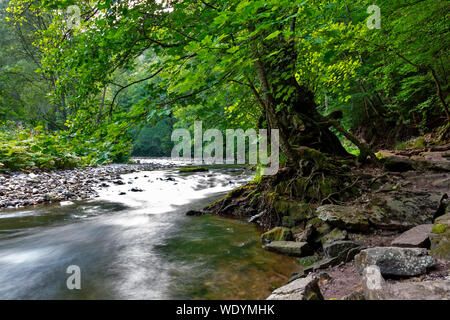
[
  {"xmin": 385, "ymin": 279, "xmax": 450, "ymax": 300},
  {"xmin": 384, "ymin": 156, "xmax": 414, "ymax": 172},
  {"xmin": 378, "ymin": 150, "xmax": 450, "ymax": 172},
  {"xmin": 267, "ymin": 274, "xmax": 323, "ymax": 300},
  {"xmin": 391, "ymin": 224, "xmax": 433, "ymax": 248},
  {"xmin": 263, "ymin": 241, "xmax": 311, "ymax": 257},
  {"xmin": 316, "ymin": 205, "xmax": 370, "ymax": 232},
  {"xmin": 362, "ymin": 265, "xmax": 450, "ymax": 300},
  {"xmin": 365, "ymin": 193, "xmax": 442, "ymax": 230},
  {"xmin": 355, "ymin": 247, "xmax": 434, "ymax": 277}
]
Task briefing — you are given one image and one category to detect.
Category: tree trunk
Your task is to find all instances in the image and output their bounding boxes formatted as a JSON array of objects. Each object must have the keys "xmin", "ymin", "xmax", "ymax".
[{"xmin": 252, "ymin": 40, "xmax": 349, "ymax": 166}]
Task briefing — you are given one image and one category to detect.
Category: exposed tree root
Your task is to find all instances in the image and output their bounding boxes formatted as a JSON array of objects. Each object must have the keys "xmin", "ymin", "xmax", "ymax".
[{"xmin": 204, "ymin": 147, "xmax": 363, "ymax": 230}]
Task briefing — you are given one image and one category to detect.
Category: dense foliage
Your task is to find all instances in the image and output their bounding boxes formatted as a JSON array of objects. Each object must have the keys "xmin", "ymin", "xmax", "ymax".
[
  {"xmin": 0, "ymin": 0, "xmax": 448, "ymax": 171},
  {"xmin": 0, "ymin": 122, "xmax": 80, "ymax": 171}
]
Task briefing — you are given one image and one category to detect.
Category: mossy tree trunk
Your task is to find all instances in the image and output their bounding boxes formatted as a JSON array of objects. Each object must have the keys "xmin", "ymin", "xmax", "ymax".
[{"xmin": 250, "ymin": 33, "xmax": 350, "ymax": 167}]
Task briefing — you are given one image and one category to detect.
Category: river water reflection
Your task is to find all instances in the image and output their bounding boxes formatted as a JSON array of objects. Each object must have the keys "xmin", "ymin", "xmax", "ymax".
[{"xmin": 0, "ymin": 165, "xmax": 297, "ymax": 299}]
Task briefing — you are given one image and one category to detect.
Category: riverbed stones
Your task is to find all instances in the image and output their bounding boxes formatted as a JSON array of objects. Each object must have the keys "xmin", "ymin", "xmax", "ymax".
[
  {"xmin": 261, "ymin": 227, "xmax": 292, "ymax": 242},
  {"xmin": 316, "ymin": 205, "xmax": 370, "ymax": 232},
  {"xmin": 362, "ymin": 265, "xmax": 450, "ymax": 300},
  {"xmin": 391, "ymin": 224, "xmax": 433, "ymax": 248},
  {"xmin": 361, "ymin": 266, "xmax": 385, "ymax": 300},
  {"xmin": 266, "ymin": 274, "xmax": 323, "ymax": 300},
  {"xmin": 430, "ymin": 212, "xmax": 450, "ymax": 260},
  {"xmin": 263, "ymin": 241, "xmax": 311, "ymax": 257},
  {"xmin": 0, "ymin": 162, "xmax": 172, "ymax": 210},
  {"xmin": 355, "ymin": 247, "xmax": 434, "ymax": 276}
]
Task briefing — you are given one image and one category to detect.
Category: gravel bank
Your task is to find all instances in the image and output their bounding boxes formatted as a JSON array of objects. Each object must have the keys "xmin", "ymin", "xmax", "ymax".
[{"xmin": 0, "ymin": 162, "xmax": 175, "ymax": 210}]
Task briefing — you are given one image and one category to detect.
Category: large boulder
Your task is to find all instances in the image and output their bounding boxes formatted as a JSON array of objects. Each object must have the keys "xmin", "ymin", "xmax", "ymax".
[
  {"xmin": 263, "ymin": 241, "xmax": 311, "ymax": 257},
  {"xmin": 365, "ymin": 193, "xmax": 442, "ymax": 230},
  {"xmin": 316, "ymin": 205, "xmax": 370, "ymax": 232},
  {"xmin": 267, "ymin": 274, "xmax": 323, "ymax": 300},
  {"xmin": 430, "ymin": 212, "xmax": 450, "ymax": 260},
  {"xmin": 362, "ymin": 265, "xmax": 450, "ymax": 300},
  {"xmin": 355, "ymin": 247, "xmax": 434, "ymax": 277},
  {"xmin": 391, "ymin": 224, "xmax": 433, "ymax": 248}
]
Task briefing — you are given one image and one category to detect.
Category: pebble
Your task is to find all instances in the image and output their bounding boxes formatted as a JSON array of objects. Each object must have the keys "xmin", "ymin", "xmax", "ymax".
[{"xmin": 0, "ymin": 162, "xmax": 171, "ymax": 210}]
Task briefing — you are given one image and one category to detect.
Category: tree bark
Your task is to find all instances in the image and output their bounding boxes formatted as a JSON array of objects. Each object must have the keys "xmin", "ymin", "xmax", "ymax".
[{"xmin": 251, "ymin": 38, "xmax": 349, "ymax": 165}]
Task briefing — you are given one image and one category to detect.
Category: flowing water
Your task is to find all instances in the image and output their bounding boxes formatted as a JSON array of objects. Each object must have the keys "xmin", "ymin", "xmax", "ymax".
[{"xmin": 0, "ymin": 164, "xmax": 297, "ymax": 299}]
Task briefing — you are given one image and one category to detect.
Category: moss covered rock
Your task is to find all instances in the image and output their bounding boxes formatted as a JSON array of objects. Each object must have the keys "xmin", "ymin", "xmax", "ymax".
[
  {"xmin": 432, "ymin": 224, "xmax": 447, "ymax": 234},
  {"xmin": 355, "ymin": 247, "xmax": 434, "ymax": 276},
  {"xmin": 276, "ymin": 201, "xmax": 314, "ymax": 228},
  {"xmin": 430, "ymin": 213, "xmax": 450, "ymax": 260}
]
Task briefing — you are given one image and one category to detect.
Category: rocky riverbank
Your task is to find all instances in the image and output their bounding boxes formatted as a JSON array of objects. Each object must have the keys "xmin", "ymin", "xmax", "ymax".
[
  {"xmin": 0, "ymin": 161, "xmax": 177, "ymax": 210},
  {"xmin": 260, "ymin": 150, "xmax": 450, "ymax": 300},
  {"xmin": 194, "ymin": 147, "xmax": 450, "ymax": 300}
]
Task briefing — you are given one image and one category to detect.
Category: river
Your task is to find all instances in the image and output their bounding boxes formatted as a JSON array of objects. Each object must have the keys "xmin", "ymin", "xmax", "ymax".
[{"xmin": 0, "ymin": 163, "xmax": 297, "ymax": 299}]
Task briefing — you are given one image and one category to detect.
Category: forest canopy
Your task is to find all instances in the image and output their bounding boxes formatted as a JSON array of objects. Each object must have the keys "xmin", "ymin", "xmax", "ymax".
[{"xmin": 0, "ymin": 0, "xmax": 448, "ymax": 171}]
